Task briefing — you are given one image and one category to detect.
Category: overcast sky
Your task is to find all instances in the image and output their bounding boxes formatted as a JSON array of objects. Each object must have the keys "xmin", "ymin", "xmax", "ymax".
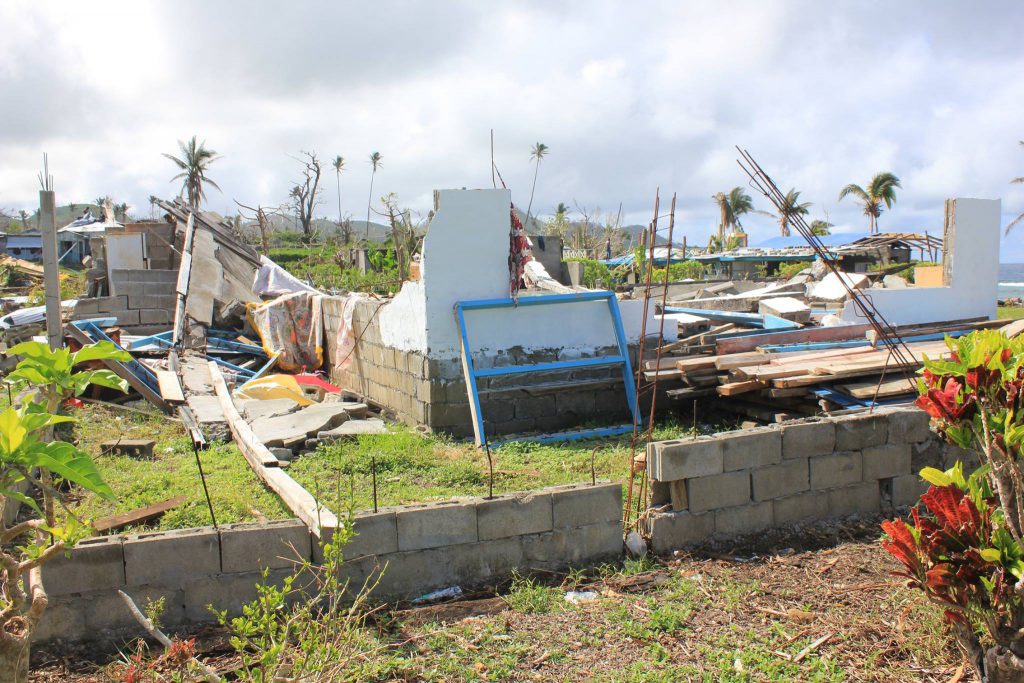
[{"xmin": 2, "ymin": 1, "xmax": 1023, "ymax": 259}]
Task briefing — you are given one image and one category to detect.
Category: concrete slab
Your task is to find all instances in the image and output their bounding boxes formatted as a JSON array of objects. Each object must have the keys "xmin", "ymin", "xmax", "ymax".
[
  {"xmin": 317, "ymin": 418, "xmax": 387, "ymax": 439},
  {"xmin": 240, "ymin": 398, "xmax": 301, "ymax": 422},
  {"xmin": 253, "ymin": 403, "xmax": 354, "ymax": 447}
]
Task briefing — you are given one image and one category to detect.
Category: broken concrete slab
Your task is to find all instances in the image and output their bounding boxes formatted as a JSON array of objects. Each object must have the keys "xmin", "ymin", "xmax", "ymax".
[
  {"xmin": 807, "ymin": 271, "xmax": 869, "ymax": 301},
  {"xmin": 240, "ymin": 398, "xmax": 301, "ymax": 422},
  {"xmin": 338, "ymin": 401, "xmax": 369, "ymax": 419},
  {"xmin": 317, "ymin": 418, "xmax": 387, "ymax": 439},
  {"xmin": 252, "ymin": 403, "xmax": 353, "ymax": 448},
  {"xmin": 758, "ymin": 296, "xmax": 811, "ymax": 323}
]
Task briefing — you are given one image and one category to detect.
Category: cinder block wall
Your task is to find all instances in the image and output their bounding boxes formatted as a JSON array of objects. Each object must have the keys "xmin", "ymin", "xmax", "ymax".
[
  {"xmin": 321, "ymin": 296, "xmax": 636, "ymax": 437},
  {"xmin": 646, "ymin": 407, "xmax": 976, "ymax": 554},
  {"xmin": 34, "ymin": 483, "xmax": 622, "ymax": 645},
  {"xmin": 73, "ymin": 269, "xmax": 178, "ymax": 328}
]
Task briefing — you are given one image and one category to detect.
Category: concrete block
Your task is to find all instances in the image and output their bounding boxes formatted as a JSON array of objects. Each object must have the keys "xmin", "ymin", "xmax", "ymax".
[
  {"xmin": 38, "ymin": 536, "xmax": 126, "ymax": 596},
  {"xmin": 781, "ymin": 420, "xmax": 835, "ymax": 459},
  {"xmin": 892, "ymin": 474, "xmax": 929, "ymax": 506},
  {"xmin": 668, "ymin": 480, "xmax": 688, "ymax": 510},
  {"xmin": 396, "ymin": 502, "xmax": 477, "ymax": 551},
  {"xmin": 862, "ymin": 443, "xmax": 912, "ymax": 481},
  {"xmin": 551, "ymin": 482, "xmax": 622, "ymax": 529},
  {"xmin": 91, "ymin": 295, "xmax": 128, "ymax": 312},
  {"xmin": 827, "ymin": 482, "xmax": 881, "ymax": 517},
  {"xmin": 751, "ymin": 458, "xmax": 809, "ymax": 501},
  {"xmin": 715, "ymin": 501, "xmax": 773, "ymax": 537},
  {"xmin": 649, "ymin": 511, "xmax": 715, "ymax": 553},
  {"xmin": 109, "ymin": 309, "xmax": 141, "ymax": 326},
  {"xmin": 182, "ymin": 568, "xmax": 293, "ymax": 623},
  {"xmin": 85, "ymin": 584, "xmax": 186, "ymax": 633},
  {"xmin": 686, "ymin": 470, "xmax": 750, "ymax": 513},
  {"xmin": 834, "ymin": 413, "xmax": 888, "ymax": 450},
  {"xmin": 139, "ymin": 308, "xmax": 170, "ymax": 324},
  {"xmin": 220, "ymin": 520, "xmax": 312, "ymax": 574},
  {"xmin": 30, "ymin": 597, "xmax": 88, "ymax": 643},
  {"xmin": 649, "ymin": 437, "xmax": 723, "ymax": 482},
  {"xmin": 810, "ymin": 451, "xmax": 863, "ymax": 490},
  {"xmin": 911, "ymin": 438, "xmax": 945, "ymax": 472},
  {"xmin": 886, "ymin": 408, "xmax": 932, "ymax": 444},
  {"xmin": 477, "ymin": 491, "xmax": 552, "ymax": 540},
  {"xmin": 721, "ymin": 429, "xmax": 782, "ymax": 471},
  {"xmin": 128, "ymin": 294, "xmax": 176, "ymax": 310},
  {"xmin": 525, "ymin": 523, "xmax": 622, "ymax": 569},
  {"xmin": 773, "ymin": 491, "xmax": 829, "ymax": 524},
  {"xmin": 124, "ymin": 527, "xmax": 220, "ymax": 586}
]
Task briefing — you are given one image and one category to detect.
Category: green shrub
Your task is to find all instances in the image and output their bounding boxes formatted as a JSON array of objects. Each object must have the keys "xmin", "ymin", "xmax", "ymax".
[
  {"xmin": 777, "ymin": 261, "xmax": 812, "ymax": 279},
  {"xmin": 566, "ymin": 258, "xmax": 614, "ymax": 289},
  {"xmin": 651, "ymin": 260, "xmax": 707, "ymax": 281}
]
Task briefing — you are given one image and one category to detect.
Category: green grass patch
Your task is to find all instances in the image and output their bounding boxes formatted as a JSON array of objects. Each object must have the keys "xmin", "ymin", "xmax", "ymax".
[
  {"xmin": 287, "ymin": 418, "xmax": 710, "ymax": 514},
  {"xmin": 999, "ymin": 306, "xmax": 1024, "ymax": 320},
  {"xmin": 62, "ymin": 404, "xmax": 290, "ymax": 531}
]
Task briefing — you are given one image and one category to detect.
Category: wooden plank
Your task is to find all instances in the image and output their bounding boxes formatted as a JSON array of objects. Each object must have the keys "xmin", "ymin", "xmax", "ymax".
[
  {"xmin": 716, "ymin": 323, "xmax": 875, "ymax": 355},
  {"xmin": 838, "ymin": 376, "xmax": 919, "ymax": 399},
  {"xmin": 64, "ymin": 323, "xmax": 173, "ymax": 414},
  {"xmin": 156, "ymin": 370, "xmax": 185, "ymax": 403},
  {"xmin": 674, "ymin": 357, "xmax": 717, "ymax": 372},
  {"xmin": 1001, "ymin": 318, "xmax": 1024, "ymax": 338},
  {"xmin": 172, "ymin": 213, "xmax": 195, "ymax": 345},
  {"xmin": 715, "ymin": 351, "xmax": 770, "ymax": 371},
  {"xmin": 208, "ymin": 362, "xmax": 337, "ymax": 537},
  {"xmin": 717, "ymin": 379, "xmax": 767, "ymax": 396},
  {"xmin": 93, "ymin": 496, "xmax": 187, "ymax": 533}
]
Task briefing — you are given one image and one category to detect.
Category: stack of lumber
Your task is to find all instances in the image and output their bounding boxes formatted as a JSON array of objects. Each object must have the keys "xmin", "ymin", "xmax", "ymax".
[{"xmin": 645, "ymin": 316, "xmax": 1024, "ymax": 419}]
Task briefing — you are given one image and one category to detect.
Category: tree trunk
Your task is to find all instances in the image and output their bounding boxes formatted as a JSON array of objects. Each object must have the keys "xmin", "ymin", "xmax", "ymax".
[
  {"xmin": 0, "ymin": 624, "xmax": 31, "ymax": 683},
  {"xmin": 984, "ymin": 646, "xmax": 1024, "ymax": 682}
]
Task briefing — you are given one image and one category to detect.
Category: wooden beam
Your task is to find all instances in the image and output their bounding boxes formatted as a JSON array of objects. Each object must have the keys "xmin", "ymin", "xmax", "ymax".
[
  {"xmin": 208, "ymin": 362, "xmax": 337, "ymax": 537},
  {"xmin": 93, "ymin": 496, "xmax": 187, "ymax": 533},
  {"xmin": 156, "ymin": 370, "xmax": 185, "ymax": 403}
]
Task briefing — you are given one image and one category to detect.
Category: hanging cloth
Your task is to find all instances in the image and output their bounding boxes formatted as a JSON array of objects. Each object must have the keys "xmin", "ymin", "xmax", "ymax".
[{"xmin": 508, "ymin": 206, "xmax": 533, "ymax": 304}]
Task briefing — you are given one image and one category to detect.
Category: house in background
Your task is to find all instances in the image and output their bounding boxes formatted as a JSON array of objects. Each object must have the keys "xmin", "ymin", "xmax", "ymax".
[{"xmin": 0, "ymin": 232, "xmax": 43, "ymax": 261}]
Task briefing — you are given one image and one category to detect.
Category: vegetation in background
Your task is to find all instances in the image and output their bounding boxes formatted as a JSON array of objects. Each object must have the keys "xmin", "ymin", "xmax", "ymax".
[
  {"xmin": 774, "ymin": 188, "xmax": 811, "ymax": 237},
  {"xmin": 777, "ymin": 260, "xmax": 812, "ymax": 279},
  {"xmin": 838, "ymin": 171, "xmax": 901, "ymax": 234},
  {"xmin": 565, "ymin": 258, "xmax": 612, "ymax": 289},
  {"xmin": 365, "ymin": 152, "xmax": 383, "ymax": 243},
  {"xmin": 650, "ymin": 260, "xmax": 707, "ymax": 282},
  {"xmin": 810, "ymin": 219, "xmax": 833, "ymax": 235}
]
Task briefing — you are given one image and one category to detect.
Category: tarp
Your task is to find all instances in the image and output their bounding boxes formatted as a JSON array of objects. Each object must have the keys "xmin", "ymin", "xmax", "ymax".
[
  {"xmin": 247, "ymin": 291, "xmax": 323, "ymax": 372},
  {"xmin": 252, "ymin": 255, "xmax": 319, "ymax": 297}
]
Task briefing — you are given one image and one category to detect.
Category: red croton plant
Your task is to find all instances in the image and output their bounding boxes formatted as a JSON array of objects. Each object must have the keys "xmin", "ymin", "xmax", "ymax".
[{"xmin": 883, "ymin": 329, "xmax": 1024, "ymax": 682}]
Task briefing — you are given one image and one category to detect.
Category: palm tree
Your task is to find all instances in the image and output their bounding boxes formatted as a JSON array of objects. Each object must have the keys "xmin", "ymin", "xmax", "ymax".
[
  {"xmin": 838, "ymin": 172, "xmax": 901, "ymax": 234},
  {"xmin": 525, "ymin": 142, "xmax": 548, "ymax": 226},
  {"xmin": 1007, "ymin": 141, "xmax": 1024, "ymax": 234},
  {"xmin": 332, "ymin": 155, "xmax": 346, "ymax": 238},
  {"xmin": 810, "ymin": 219, "xmax": 833, "ymax": 236},
  {"xmin": 713, "ymin": 187, "xmax": 758, "ymax": 237},
  {"xmin": 365, "ymin": 152, "xmax": 382, "ymax": 242},
  {"xmin": 776, "ymin": 188, "xmax": 811, "ymax": 237},
  {"xmin": 163, "ymin": 136, "xmax": 221, "ymax": 210},
  {"xmin": 117, "ymin": 202, "xmax": 129, "ymax": 222}
]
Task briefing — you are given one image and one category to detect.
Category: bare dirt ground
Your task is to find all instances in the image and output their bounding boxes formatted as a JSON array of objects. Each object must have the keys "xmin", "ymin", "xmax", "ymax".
[{"xmin": 30, "ymin": 515, "xmax": 962, "ymax": 682}]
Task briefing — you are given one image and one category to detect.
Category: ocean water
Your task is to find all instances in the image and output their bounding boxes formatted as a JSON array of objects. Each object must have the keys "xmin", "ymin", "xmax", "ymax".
[{"xmin": 999, "ymin": 263, "xmax": 1024, "ymax": 299}]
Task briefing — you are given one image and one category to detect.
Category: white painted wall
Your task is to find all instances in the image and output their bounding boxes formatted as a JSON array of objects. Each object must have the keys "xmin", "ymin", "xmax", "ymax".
[
  {"xmin": 840, "ymin": 198, "xmax": 1000, "ymax": 326},
  {"xmin": 376, "ymin": 188, "xmax": 654, "ymax": 360}
]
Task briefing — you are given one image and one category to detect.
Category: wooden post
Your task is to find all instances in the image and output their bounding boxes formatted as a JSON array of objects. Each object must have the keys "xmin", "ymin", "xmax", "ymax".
[{"xmin": 39, "ymin": 189, "xmax": 61, "ymax": 350}]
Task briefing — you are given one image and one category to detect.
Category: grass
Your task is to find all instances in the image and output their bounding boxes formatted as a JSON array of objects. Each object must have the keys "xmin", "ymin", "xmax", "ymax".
[
  {"xmin": 287, "ymin": 418, "xmax": 709, "ymax": 515},
  {"xmin": 60, "ymin": 401, "xmax": 710, "ymax": 531},
  {"xmin": 61, "ymin": 403, "xmax": 290, "ymax": 531},
  {"xmin": 998, "ymin": 305, "xmax": 1024, "ymax": 320}
]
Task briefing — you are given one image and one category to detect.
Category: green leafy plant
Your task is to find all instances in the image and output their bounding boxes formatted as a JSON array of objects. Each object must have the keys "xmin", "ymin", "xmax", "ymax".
[
  {"xmin": 883, "ymin": 329, "xmax": 1024, "ymax": 680},
  {"xmin": 777, "ymin": 261, "xmax": 812, "ymax": 280},
  {"xmin": 0, "ymin": 341, "xmax": 126, "ymax": 682}
]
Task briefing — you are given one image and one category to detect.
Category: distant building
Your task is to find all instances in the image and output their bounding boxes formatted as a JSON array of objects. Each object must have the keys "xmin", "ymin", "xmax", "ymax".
[{"xmin": 0, "ymin": 232, "xmax": 43, "ymax": 261}]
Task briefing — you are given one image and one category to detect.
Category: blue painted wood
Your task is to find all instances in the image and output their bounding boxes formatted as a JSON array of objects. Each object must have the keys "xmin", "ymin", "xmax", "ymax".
[
  {"xmin": 72, "ymin": 321, "xmax": 161, "ymax": 392},
  {"xmin": 454, "ymin": 292, "xmax": 639, "ymax": 447},
  {"xmin": 663, "ymin": 307, "xmax": 800, "ymax": 331}
]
